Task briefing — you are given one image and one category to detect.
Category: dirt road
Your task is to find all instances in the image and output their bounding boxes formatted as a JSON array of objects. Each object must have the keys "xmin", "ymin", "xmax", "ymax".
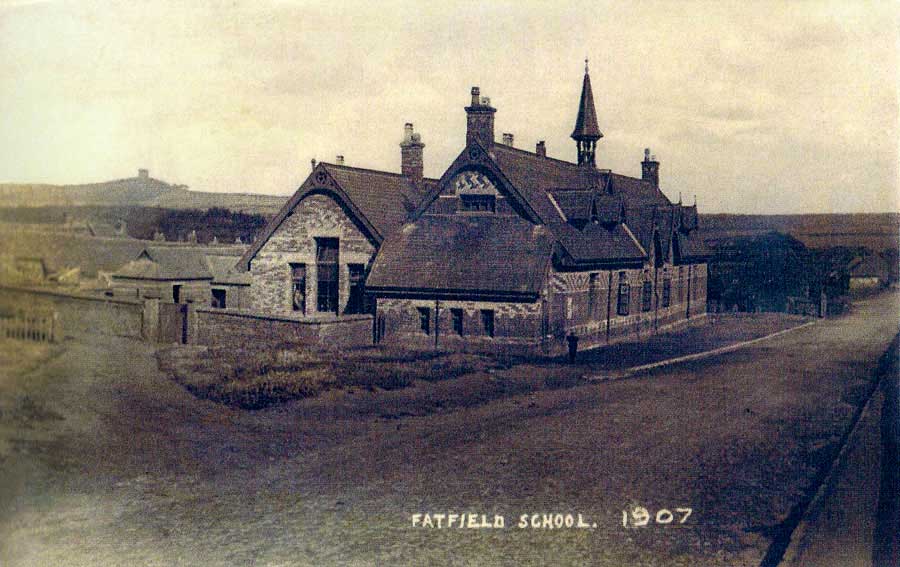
[{"xmin": 1, "ymin": 291, "xmax": 897, "ymax": 566}]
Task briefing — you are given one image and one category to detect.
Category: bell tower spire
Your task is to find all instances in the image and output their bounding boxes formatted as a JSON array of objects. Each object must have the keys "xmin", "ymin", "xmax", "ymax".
[{"xmin": 571, "ymin": 58, "xmax": 603, "ymax": 167}]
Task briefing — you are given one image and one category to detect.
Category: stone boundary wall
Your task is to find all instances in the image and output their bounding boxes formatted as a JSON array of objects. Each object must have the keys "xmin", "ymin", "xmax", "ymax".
[
  {"xmin": 0, "ymin": 285, "xmax": 149, "ymax": 340},
  {"xmin": 190, "ymin": 307, "xmax": 373, "ymax": 350}
]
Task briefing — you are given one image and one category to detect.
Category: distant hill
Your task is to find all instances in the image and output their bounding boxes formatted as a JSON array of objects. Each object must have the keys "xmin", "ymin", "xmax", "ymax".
[{"xmin": 0, "ymin": 170, "xmax": 288, "ymax": 215}]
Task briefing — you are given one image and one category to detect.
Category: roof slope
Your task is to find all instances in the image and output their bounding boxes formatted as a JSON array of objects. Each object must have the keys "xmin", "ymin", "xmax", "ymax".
[
  {"xmin": 114, "ymin": 247, "xmax": 248, "ymax": 281},
  {"xmin": 238, "ymin": 162, "xmax": 436, "ymax": 271},
  {"xmin": 367, "ymin": 215, "xmax": 553, "ymax": 298}
]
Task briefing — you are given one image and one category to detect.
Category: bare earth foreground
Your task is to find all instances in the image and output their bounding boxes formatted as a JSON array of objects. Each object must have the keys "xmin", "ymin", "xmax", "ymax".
[{"xmin": 0, "ymin": 293, "xmax": 898, "ymax": 566}]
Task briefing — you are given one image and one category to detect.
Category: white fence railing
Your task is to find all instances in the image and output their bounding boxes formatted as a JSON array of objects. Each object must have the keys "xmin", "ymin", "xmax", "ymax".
[{"xmin": 0, "ymin": 312, "xmax": 58, "ymax": 343}]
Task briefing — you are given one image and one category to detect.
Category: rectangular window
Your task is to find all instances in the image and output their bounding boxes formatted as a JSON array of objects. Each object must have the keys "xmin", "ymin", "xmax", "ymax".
[
  {"xmin": 211, "ymin": 288, "xmax": 227, "ymax": 309},
  {"xmin": 316, "ymin": 238, "xmax": 339, "ymax": 313},
  {"xmin": 417, "ymin": 307, "xmax": 430, "ymax": 335},
  {"xmin": 459, "ymin": 194, "xmax": 496, "ymax": 212},
  {"xmin": 641, "ymin": 280, "xmax": 653, "ymax": 312},
  {"xmin": 678, "ymin": 267, "xmax": 685, "ymax": 303},
  {"xmin": 480, "ymin": 309, "xmax": 494, "ymax": 337},
  {"xmin": 662, "ymin": 279, "xmax": 671, "ymax": 308},
  {"xmin": 617, "ymin": 278, "xmax": 630, "ymax": 316},
  {"xmin": 290, "ymin": 263, "xmax": 306, "ymax": 313},
  {"xmin": 451, "ymin": 308, "xmax": 464, "ymax": 335},
  {"xmin": 172, "ymin": 284, "xmax": 182, "ymax": 304},
  {"xmin": 346, "ymin": 263, "xmax": 366, "ymax": 314},
  {"xmin": 588, "ymin": 273, "xmax": 599, "ymax": 318}
]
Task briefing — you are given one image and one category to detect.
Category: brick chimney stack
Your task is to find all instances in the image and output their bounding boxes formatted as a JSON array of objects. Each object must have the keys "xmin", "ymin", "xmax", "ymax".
[
  {"xmin": 502, "ymin": 133, "xmax": 514, "ymax": 147},
  {"xmin": 400, "ymin": 123, "xmax": 425, "ymax": 187},
  {"xmin": 465, "ymin": 86, "xmax": 496, "ymax": 147},
  {"xmin": 138, "ymin": 168, "xmax": 149, "ymax": 179},
  {"xmin": 641, "ymin": 148, "xmax": 659, "ymax": 188},
  {"xmin": 335, "ymin": 155, "xmax": 345, "ymax": 166},
  {"xmin": 536, "ymin": 141, "xmax": 546, "ymax": 158}
]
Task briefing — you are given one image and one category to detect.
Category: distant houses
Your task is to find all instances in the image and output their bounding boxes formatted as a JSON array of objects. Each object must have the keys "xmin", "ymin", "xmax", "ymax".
[
  {"xmin": 848, "ymin": 253, "xmax": 891, "ymax": 289},
  {"xmin": 111, "ymin": 246, "xmax": 250, "ymax": 309}
]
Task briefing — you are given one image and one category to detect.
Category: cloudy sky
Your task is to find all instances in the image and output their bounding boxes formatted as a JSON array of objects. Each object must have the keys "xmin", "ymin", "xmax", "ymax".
[{"xmin": 1, "ymin": 0, "xmax": 897, "ymax": 213}]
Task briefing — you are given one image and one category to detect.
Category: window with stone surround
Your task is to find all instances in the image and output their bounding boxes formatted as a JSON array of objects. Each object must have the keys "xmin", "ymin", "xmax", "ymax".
[
  {"xmin": 616, "ymin": 272, "xmax": 630, "ymax": 316},
  {"xmin": 211, "ymin": 288, "xmax": 227, "ymax": 309},
  {"xmin": 459, "ymin": 194, "xmax": 496, "ymax": 213},
  {"xmin": 451, "ymin": 308, "xmax": 464, "ymax": 335},
  {"xmin": 346, "ymin": 263, "xmax": 366, "ymax": 314},
  {"xmin": 316, "ymin": 238, "xmax": 339, "ymax": 313},
  {"xmin": 480, "ymin": 309, "xmax": 494, "ymax": 337},
  {"xmin": 588, "ymin": 273, "xmax": 599, "ymax": 319},
  {"xmin": 417, "ymin": 307, "xmax": 430, "ymax": 335},
  {"xmin": 290, "ymin": 263, "xmax": 306, "ymax": 313},
  {"xmin": 641, "ymin": 280, "xmax": 653, "ymax": 312}
]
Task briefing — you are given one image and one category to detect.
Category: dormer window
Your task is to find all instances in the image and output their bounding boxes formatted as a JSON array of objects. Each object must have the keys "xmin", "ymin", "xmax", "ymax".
[{"xmin": 459, "ymin": 194, "xmax": 496, "ymax": 213}]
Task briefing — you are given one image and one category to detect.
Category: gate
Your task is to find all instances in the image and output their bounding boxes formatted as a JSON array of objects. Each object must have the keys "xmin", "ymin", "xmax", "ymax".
[{"xmin": 158, "ymin": 303, "xmax": 188, "ymax": 344}]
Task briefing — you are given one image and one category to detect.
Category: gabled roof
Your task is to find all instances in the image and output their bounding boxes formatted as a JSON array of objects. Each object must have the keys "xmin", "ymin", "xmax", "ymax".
[
  {"xmin": 238, "ymin": 163, "xmax": 436, "ymax": 271},
  {"xmin": 367, "ymin": 215, "xmax": 553, "ymax": 298},
  {"xmin": 114, "ymin": 247, "xmax": 215, "ymax": 280},
  {"xmin": 571, "ymin": 70, "xmax": 602, "ymax": 140}
]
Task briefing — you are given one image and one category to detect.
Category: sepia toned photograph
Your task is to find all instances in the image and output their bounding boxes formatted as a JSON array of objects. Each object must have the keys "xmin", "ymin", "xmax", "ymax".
[{"xmin": 0, "ymin": 1, "xmax": 898, "ymax": 565}]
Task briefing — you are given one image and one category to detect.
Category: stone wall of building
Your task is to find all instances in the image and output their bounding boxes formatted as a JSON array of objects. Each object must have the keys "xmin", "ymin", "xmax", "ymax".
[
  {"xmin": 110, "ymin": 278, "xmax": 211, "ymax": 305},
  {"xmin": 547, "ymin": 262, "xmax": 708, "ymax": 352},
  {"xmin": 190, "ymin": 308, "xmax": 372, "ymax": 350},
  {"xmin": 249, "ymin": 194, "xmax": 376, "ymax": 316},
  {"xmin": 375, "ymin": 261, "xmax": 708, "ymax": 357},
  {"xmin": 376, "ymin": 297, "xmax": 543, "ymax": 355}
]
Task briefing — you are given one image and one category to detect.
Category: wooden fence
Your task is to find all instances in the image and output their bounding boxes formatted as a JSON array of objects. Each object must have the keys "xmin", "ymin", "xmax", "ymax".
[{"xmin": 0, "ymin": 311, "xmax": 58, "ymax": 343}]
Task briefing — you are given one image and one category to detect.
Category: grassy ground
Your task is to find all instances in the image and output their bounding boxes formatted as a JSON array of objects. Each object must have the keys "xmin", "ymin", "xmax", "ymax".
[
  {"xmin": 1, "ymin": 292, "xmax": 897, "ymax": 566},
  {"xmin": 158, "ymin": 313, "xmax": 808, "ymax": 410}
]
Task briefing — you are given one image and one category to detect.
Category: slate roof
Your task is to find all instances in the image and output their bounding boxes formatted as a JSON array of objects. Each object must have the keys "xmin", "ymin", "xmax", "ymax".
[
  {"xmin": 370, "ymin": 136, "xmax": 710, "ymax": 297},
  {"xmin": 111, "ymin": 246, "xmax": 243, "ymax": 281},
  {"xmin": 367, "ymin": 215, "xmax": 553, "ymax": 298},
  {"xmin": 205, "ymin": 254, "xmax": 251, "ymax": 285},
  {"xmin": 486, "ymin": 144, "xmax": 666, "ymax": 266},
  {"xmin": 238, "ymin": 162, "xmax": 436, "ymax": 271}
]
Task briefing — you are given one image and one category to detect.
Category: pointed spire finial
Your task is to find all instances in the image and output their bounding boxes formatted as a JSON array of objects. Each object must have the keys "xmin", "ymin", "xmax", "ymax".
[{"xmin": 585, "ymin": 57, "xmax": 589, "ymax": 74}]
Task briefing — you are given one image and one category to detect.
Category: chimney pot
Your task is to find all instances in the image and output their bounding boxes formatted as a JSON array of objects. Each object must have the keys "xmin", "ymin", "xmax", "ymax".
[
  {"xmin": 465, "ymin": 87, "xmax": 496, "ymax": 146},
  {"xmin": 536, "ymin": 140, "xmax": 546, "ymax": 157},
  {"xmin": 502, "ymin": 133, "xmax": 514, "ymax": 146},
  {"xmin": 641, "ymin": 149, "xmax": 659, "ymax": 188},
  {"xmin": 335, "ymin": 155, "xmax": 344, "ymax": 165},
  {"xmin": 400, "ymin": 123, "xmax": 425, "ymax": 187},
  {"xmin": 310, "ymin": 158, "xmax": 317, "ymax": 171},
  {"xmin": 138, "ymin": 168, "xmax": 149, "ymax": 179}
]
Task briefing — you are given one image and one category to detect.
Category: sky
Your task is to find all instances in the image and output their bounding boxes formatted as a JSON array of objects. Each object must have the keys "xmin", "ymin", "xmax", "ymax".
[{"xmin": 0, "ymin": 0, "xmax": 897, "ymax": 214}]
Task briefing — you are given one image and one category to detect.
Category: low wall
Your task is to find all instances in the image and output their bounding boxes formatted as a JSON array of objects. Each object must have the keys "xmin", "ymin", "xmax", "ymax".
[
  {"xmin": 0, "ymin": 285, "xmax": 148, "ymax": 340},
  {"xmin": 190, "ymin": 308, "xmax": 373, "ymax": 350}
]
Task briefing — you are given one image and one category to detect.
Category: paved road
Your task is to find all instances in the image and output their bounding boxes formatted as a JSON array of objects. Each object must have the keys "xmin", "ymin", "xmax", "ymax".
[{"xmin": 1, "ymin": 291, "xmax": 898, "ymax": 566}]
